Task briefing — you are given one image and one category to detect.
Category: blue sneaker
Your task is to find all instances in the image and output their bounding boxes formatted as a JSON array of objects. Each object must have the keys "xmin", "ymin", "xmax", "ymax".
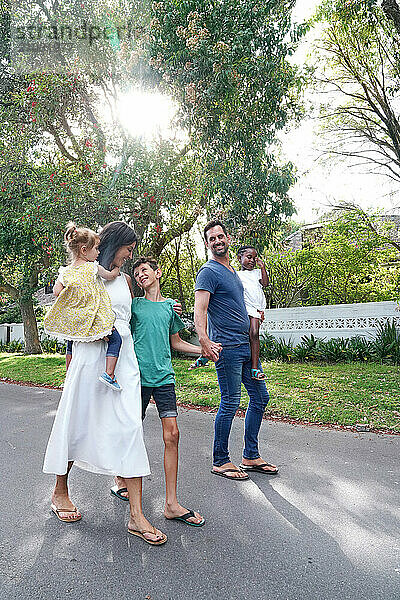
[
  {"xmin": 99, "ymin": 372, "xmax": 122, "ymax": 392},
  {"xmin": 188, "ymin": 356, "xmax": 209, "ymax": 370}
]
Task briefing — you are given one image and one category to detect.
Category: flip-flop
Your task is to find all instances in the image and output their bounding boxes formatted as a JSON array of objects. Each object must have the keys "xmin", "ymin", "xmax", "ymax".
[
  {"xmin": 167, "ymin": 509, "xmax": 205, "ymax": 527},
  {"xmin": 239, "ymin": 463, "xmax": 279, "ymax": 474},
  {"xmin": 110, "ymin": 485, "xmax": 129, "ymax": 501},
  {"xmin": 51, "ymin": 503, "xmax": 82, "ymax": 523},
  {"xmin": 211, "ymin": 468, "xmax": 249, "ymax": 481},
  {"xmin": 128, "ymin": 526, "xmax": 167, "ymax": 546}
]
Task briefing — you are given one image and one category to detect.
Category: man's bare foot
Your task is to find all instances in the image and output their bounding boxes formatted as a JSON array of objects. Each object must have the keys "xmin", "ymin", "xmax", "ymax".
[
  {"xmin": 127, "ymin": 515, "xmax": 166, "ymax": 544},
  {"xmin": 51, "ymin": 492, "xmax": 82, "ymax": 521},
  {"xmin": 164, "ymin": 503, "xmax": 204, "ymax": 526},
  {"xmin": 240, "ymin": 457, "xmax": 278, "ymax": 474},
  {"xmin": 211, "ymin": 462, "xmax": 249, "ymax": 479},
  {"xmin": 113, "ymin": 476, "xmax": 129, "ymax": 499}
]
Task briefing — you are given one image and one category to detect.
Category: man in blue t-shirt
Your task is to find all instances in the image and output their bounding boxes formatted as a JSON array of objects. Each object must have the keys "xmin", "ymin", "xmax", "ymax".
[{"xmin": 194, "ymin": 219, "xmax": 278, "ymax": 480}]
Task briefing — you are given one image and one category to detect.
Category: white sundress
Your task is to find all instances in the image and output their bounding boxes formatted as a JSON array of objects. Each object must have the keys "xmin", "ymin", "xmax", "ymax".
[{"xmin": 43, "ymin": 274, "xmax": 150, "ymax": 478}]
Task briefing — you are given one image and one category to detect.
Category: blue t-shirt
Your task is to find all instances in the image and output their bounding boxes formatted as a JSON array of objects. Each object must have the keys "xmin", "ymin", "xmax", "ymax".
[{"xmin": 195, "ymin": 259, "xmax": 250, "ymax": 346}]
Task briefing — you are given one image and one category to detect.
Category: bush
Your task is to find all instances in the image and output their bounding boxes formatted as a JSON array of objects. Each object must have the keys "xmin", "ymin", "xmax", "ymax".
[
  {"xmin": 0, "ymin": 340, "xmax": 25, "ymax": 353},
  {"xmin": 370, "ymin": 321, "xmax": 400, "ymax": 364},
  {"xmin": 0, "ymin": 304, "xmax": 22, "ymax": 325},
  {"xmin": 260, "ymin": 322, "xmax": 400, "ymax": 364},
  {"xmin": 40, "ymin": 336, "xmax": 66, "ymax": 354}
]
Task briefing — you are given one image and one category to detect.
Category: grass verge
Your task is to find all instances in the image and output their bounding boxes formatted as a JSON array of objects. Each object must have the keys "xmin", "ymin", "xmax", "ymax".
[{"xmin": 0, "ymin": 353, "xmax": 399, "ymax": 432}]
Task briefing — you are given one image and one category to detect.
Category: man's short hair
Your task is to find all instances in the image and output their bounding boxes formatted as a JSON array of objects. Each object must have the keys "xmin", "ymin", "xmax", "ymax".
[
  {"xmin": 133, "ymin": 256, "xmax": 159, "ymax": 272},
  {"xmin": 203, "ymin": 219, "xmax": 228, "ymax": 242}
]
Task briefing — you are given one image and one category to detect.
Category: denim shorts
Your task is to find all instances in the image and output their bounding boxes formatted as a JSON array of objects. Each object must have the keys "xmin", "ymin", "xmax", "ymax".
[{"xmin": 141, "ymin": 383, "xmax": 178, "ymax": 420}]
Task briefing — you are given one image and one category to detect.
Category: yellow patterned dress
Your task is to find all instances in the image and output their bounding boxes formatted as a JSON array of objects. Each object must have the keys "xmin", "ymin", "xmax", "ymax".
[{"xmin": 44, "ymin": 261, "xmax": 115, "ymax": 342}]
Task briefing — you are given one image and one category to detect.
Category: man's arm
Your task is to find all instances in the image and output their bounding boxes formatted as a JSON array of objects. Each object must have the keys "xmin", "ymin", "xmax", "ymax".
[
  {"xmin": 194, "ymin": 289, "xmax": 222, "ymax": 361},
  {"xmin": 170, "ymin": 333, "xmax": 201, "ymax": 355}
]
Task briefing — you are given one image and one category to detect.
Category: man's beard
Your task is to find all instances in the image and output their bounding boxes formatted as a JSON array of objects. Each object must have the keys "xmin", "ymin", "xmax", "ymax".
[{"xmin": 212, "ymin": 244, "xmax": 228, "ymax": 257}]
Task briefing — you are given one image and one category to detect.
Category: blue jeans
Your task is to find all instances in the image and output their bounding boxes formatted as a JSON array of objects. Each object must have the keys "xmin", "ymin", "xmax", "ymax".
[{"xmin": 213, "ymin": 343, "xmax": 269, "ymax": 466}]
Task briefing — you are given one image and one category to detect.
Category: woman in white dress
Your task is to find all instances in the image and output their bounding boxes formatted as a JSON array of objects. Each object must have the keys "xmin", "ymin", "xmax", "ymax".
[{"xmin": 43, "ymin": 221, "xmax": 167, "ymax": 545}]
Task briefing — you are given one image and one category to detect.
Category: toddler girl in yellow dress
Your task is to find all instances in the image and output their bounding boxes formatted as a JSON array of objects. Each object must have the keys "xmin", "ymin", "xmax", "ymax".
[{"xmin": 44, "ymin": 222, "xmax": 123, "ymax": 391}]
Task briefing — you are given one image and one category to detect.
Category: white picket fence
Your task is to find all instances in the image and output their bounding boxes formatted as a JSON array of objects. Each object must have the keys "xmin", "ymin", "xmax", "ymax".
[{"xmin": 260, "ymin": 301, "xmax": 400, "ymax": 346}]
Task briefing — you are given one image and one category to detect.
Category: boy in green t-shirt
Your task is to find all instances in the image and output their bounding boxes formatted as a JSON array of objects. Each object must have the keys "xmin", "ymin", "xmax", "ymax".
[{"xmin": 129, "ymin": 256, "xmax": 205, "ymax": 527}]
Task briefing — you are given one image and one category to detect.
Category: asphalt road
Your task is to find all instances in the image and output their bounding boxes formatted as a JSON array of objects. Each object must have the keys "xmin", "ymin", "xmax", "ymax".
[{"xmin": 0, "ymin": 382, "xmax": 399, "ymax": 600}]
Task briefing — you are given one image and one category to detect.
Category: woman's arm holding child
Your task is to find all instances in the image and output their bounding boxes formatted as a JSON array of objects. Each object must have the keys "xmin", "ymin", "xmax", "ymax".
[
  {"xmin": 97, "ymin": 265, "xmax": 120, "ymax": 281},
  {"xmin": 53, "ymin": 281, "xmax": 64, "ymax": 297}
]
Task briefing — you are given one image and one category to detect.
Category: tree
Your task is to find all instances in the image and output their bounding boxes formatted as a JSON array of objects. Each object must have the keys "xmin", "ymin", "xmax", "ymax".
[
  {"xmin": 313, "ymin": 0, "xmax": 400, "ymax": 181},
  {"xmin": 265, "ymin": 208, "xmax": 400, "ymax": 307},
  {"xmin": 0, "ymin": 0, "xmax": 307, "ymax": 351},
  {"xmin": 148, "ymin": 0, "xmax": 307, "ymax": 246}
]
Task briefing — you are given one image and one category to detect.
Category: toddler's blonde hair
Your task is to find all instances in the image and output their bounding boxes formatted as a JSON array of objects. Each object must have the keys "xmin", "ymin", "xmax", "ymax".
[{"xmin": 64, "ymin": 222, "xmax": 100, "ymax": 261}]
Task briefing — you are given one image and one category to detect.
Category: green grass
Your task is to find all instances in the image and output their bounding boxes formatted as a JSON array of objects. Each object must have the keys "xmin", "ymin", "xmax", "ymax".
[{"xmin": 1, "ymin": 353, "xmax": 399, "ymax": 432}]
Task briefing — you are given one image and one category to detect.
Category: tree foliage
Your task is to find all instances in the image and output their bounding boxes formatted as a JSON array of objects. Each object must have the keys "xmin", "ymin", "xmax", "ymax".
[
  {"xmin": 148, "ymin": 0, "xmax": 307, "ymax": 245},
  {"xmin": 0, "ymin": 0, "xmax": 306, "ymax": 352},
  {"xmin": 265, "ymin": 208, "xmax": 400, "ymax": 307},
  {"xmin": 314, "ymin": 0, "xmax": 400, "ymax": 181}
]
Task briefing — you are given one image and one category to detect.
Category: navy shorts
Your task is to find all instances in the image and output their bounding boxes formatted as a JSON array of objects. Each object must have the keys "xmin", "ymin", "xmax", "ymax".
[{"xmin": 141, "ymin": 383, "xmax": 178, "ymax": 420}]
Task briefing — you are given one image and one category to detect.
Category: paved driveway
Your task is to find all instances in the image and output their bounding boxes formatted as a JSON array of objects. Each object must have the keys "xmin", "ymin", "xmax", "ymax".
[{"xmin": 0, "ymin": 382, "xmax": 399, "ymax": 600}]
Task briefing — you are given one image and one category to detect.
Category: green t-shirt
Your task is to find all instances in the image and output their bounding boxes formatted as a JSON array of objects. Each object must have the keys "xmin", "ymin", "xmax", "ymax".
[{"xmin": 131, "ymin": 297, "xmax": 186, "ymax": 387}]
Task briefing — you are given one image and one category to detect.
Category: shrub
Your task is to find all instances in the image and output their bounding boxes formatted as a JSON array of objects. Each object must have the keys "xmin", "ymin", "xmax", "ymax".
[
  {"xmin": 260, "ymin": 322, "xmax": 400, "ymax": 364},
  {"xmin": 370, "ymin": 321, "xmax": 400, "ymax": 364},
  {"xmin": 0, "ymin": 340, "xmax": 25, "ymax": 353}
]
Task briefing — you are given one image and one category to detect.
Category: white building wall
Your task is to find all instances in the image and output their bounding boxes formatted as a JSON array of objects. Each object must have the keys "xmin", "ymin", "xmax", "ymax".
[
  {"xmin": 260, "ymin": 301, "xmax": 400, "ymax": 345},
  {"xmin": 0, "ymin": 323, "xmax": 25, "ymax": 343}
]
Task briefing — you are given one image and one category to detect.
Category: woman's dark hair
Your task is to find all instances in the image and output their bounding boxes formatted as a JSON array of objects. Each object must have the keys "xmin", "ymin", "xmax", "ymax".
[
  {"xmin": 98, "ymin": 221, "xmax": 137, "ymax": 269},
  {"xmin": 237, "ymin": 245, "xmax": 257, "ymax": 258}
]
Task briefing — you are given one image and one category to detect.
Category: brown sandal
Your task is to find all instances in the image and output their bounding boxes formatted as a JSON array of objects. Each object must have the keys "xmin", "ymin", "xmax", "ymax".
[
  {"xmin": 51, "ymin": 503, "xmax": 82, "ymax": 523},
  {"xmin": 128, "ymin": 525, "xmax": 167, "ymax": 545}
]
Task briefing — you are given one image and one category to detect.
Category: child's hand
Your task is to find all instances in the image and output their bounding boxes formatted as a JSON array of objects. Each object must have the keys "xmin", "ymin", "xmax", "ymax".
[
  {"xmin": 256, "ymin": 257, "xmax": 265, "ymax": 269},
  {"xmin": 173, "ymin": 300, "xmax": 183, "ymax": 316},
  {"xmin": 110, "ymin": 266, "xmax": 120, "ymax": 279}
]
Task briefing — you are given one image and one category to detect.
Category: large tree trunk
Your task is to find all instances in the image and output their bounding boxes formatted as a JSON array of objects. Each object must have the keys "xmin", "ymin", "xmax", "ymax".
[{"xmin": 20, "ymin": 297, "xmax": 42, "ymax": 354}]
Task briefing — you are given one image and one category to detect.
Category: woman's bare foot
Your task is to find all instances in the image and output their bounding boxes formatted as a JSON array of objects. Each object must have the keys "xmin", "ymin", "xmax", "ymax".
[
  {"xmin": 211, "ymin": 462, "xmax": 249, "ymax": 479},
  {"xmin": 164, "ymin": 502, "xmax": 204, "ymax": 525},
  {"xmin": 51, "ymin": 492, "xmax": 81, "ymax": 521},
  {"xmin": 127, "ymin": 515, "xmax": 166, "ymax": 544}
]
